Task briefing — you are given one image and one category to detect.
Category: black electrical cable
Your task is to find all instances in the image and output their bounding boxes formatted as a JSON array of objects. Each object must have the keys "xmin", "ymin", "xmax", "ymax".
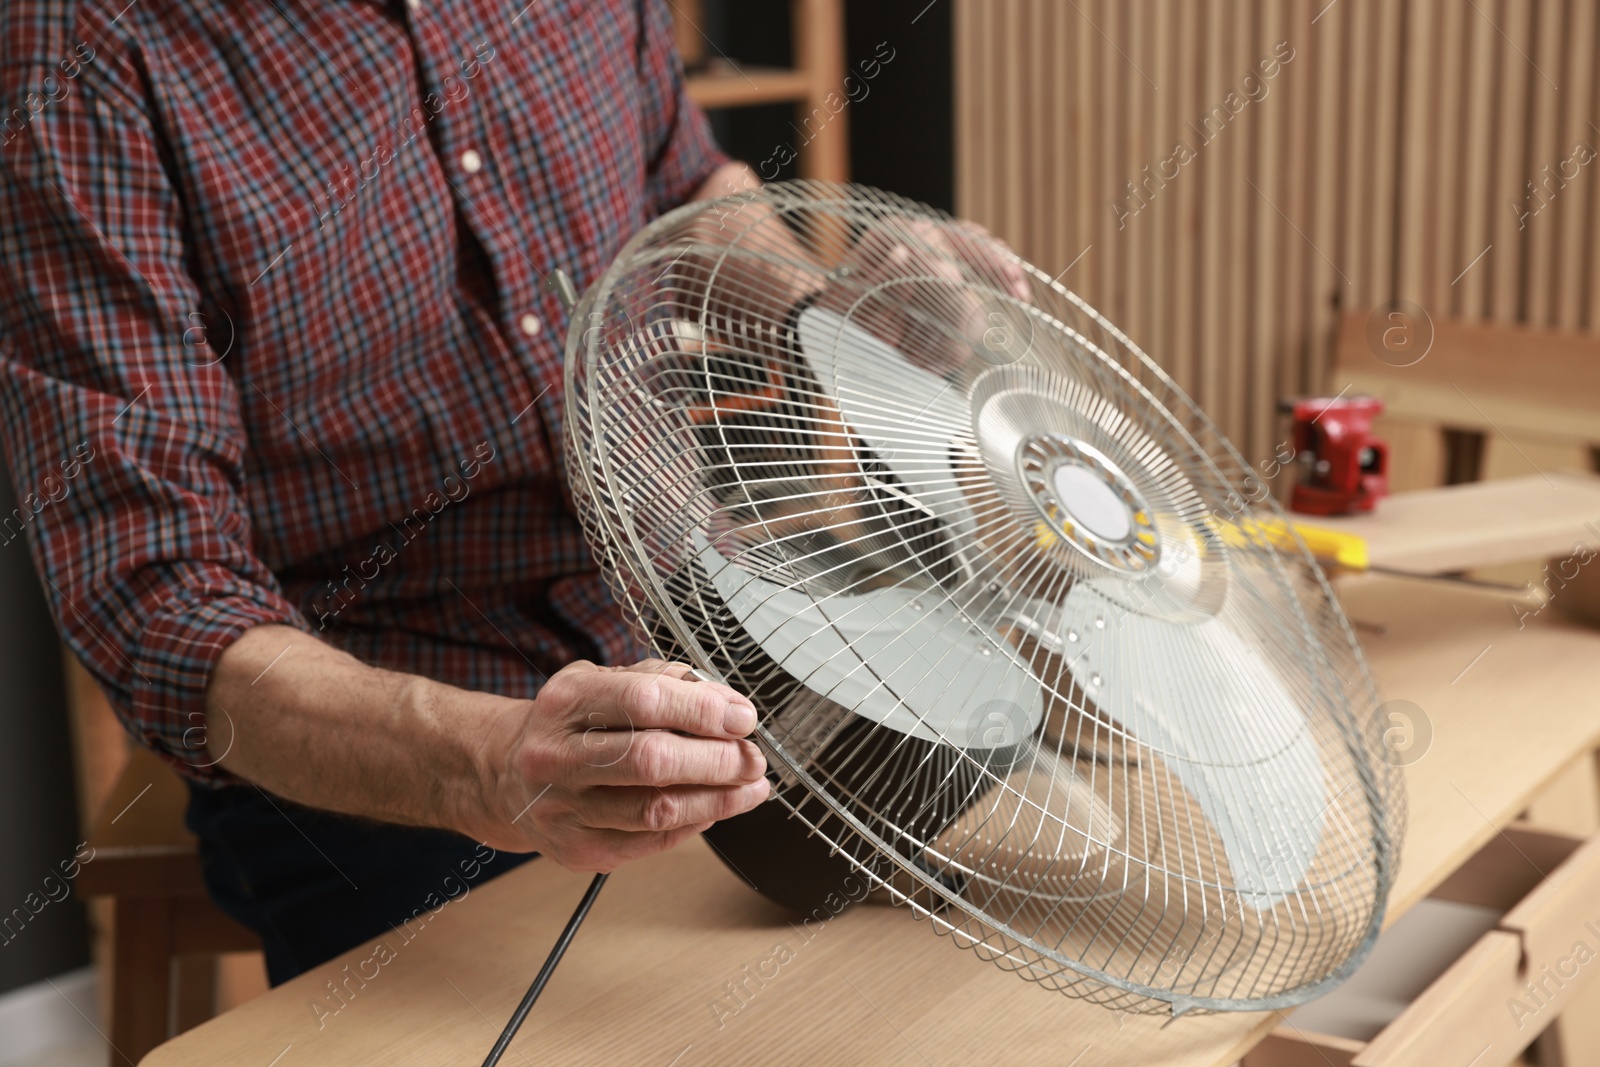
[{"xmin": 479, "ymin": 872, "xmax": 610, "ymax": 1067}]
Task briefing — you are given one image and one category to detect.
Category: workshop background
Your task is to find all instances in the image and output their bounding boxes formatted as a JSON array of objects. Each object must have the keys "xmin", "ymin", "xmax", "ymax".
[{"xmin": 3, "ymin": 0, "xmax": 1597, "ymax": 1063}]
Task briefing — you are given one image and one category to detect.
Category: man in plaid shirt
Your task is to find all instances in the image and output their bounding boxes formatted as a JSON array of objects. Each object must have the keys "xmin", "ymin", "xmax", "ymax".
[
  {"xmin": 0, "ymin": 0, "xmax": 778, "ymax": 982},
  {"xmin": 1, "ymin": 0, "xmax": 1027, "ymax": 984}
]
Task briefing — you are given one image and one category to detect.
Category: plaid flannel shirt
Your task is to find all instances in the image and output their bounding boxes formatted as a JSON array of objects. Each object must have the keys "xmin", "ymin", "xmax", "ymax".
[{"xmin": 0, "ymin": 0, "xmax": 727, "ymax": 783}]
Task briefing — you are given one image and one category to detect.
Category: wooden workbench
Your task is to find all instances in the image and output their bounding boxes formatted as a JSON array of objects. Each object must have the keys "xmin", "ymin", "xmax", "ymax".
[
  {"xmin": 140, "ymin": 577, "xmax": 1600, "ymax": 1066},
  {"xmin": 1309, "ymin": 472, "xmax": 1600, "ymax": 576}
]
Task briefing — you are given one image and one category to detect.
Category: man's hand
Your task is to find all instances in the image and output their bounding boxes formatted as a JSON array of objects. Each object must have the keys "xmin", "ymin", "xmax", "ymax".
[
  {"xmin": 206, "ymin": 626, "xmax": 770, "ymax": 876},
  {"xmin": 677, "ymin": 165, "xmax": 1039, "ymax": 582},
  {"xmin": 820, "ymin": 216, "xmax": 1034, "ymax": 374},
  {"xmin": 685, "ymin": 165, "xmax": 1034, "ymax": 380},
  {"xmin": 472, "ymin": 659, "xmax": 769, "ymax": 870}
]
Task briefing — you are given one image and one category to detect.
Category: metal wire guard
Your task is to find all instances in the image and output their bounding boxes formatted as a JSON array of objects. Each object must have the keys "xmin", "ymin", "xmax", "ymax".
[{"xmin": 563, "ymin": 181, "xmax": 1404, "ymax": 1015}]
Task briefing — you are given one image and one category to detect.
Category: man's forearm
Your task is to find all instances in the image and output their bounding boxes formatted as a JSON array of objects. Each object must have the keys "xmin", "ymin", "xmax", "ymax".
[
  {"xmin": 203, "ymin": 625, "xmax": 769, "ymax": 868},
  {"xmin": 205, "ymin": 624, "xmax": 506, "ymax": 838}
]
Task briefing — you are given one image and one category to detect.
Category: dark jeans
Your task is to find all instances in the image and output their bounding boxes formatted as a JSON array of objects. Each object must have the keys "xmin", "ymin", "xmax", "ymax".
[{"xmin": 185, "ymin": 782, "xmax": 538, "ymax": 985}]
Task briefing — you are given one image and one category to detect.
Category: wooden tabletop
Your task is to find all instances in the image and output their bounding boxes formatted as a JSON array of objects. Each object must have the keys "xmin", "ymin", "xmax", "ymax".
[
  {"xmin": 142, "ymin": 577, "xmax": 1600, "ymax": 1067},
  {"xmin": 1308, "ymin": 471, "xmax": 1600, "ymax": 575}
]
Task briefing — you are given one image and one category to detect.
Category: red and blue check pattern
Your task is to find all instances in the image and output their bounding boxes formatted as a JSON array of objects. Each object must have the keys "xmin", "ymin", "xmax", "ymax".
[{"xmin": 0, "ymin": 0, "xmax": 727, "ymax": 783}]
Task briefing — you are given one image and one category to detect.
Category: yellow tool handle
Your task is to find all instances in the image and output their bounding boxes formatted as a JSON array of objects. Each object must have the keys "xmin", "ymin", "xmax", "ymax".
[
  {"xmin": 1210, "ymin": 515, "xmax": 1370, "ymax": 571},
  {"xmin": 1034, "ymin": 511, "xmax": 1371, "ymax": 572}
]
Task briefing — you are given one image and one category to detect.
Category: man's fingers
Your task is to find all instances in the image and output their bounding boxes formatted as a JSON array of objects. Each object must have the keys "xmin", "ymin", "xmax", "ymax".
[
  {"xmin": 579, "ymin": 780, "xmax": 770, "ymax": 833},
  {"xmin": 885, "ymin": 227, "xmax": 965, "ymax": 286},
  {"xmin": 579, "ymin": 731, "xmax": 767, "ymax": 787},
  {"xmin": 618, "ymin": 660, "xmax": 751, "ymax": 714},
  {"xmin": 617, "ymin": 658, "xmax": 694, "ymax": 680},
  {"xmin": 561, "ymin": 665, "xmax": 757, "ymax": 737}
]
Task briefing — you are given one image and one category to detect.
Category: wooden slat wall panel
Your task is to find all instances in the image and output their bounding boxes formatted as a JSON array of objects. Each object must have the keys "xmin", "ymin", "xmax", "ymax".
[
  {"xmin": 1279, "ymin": 1, "xmax": 1313, "ymax": 454},
  {"xmin": 1428, "ymin": 0, "xmax": 1466, "ymax": 312},
  {"xmin": 1494, "ymin": 1, "xmax": 1533, "ymax": 321},
  {"xmin": 1197, "ymin": 1, "xmax": 1226, "ymax": 423},
  {"xmin": 1340, "ymin": 0, "xmax": 1376, "ymax": 325},
  {"xmin": 1587, "ymin": 0, "xmax": 1600, "ymax": 324},
  {"xmin": 1397, "ymin": 0, "xmax": 1436, "ymax": 307},
  {"xmin": 1169, "ymin": 0, "xmax": 1201, "ymax": 392},
  {"xmin": 1306, "ymin": 0, "xmax": 1344, "ymax": 398},
  {"xmin": 1223, "ymin": 0, "xmax": 1253, "ymax": 444},
  {"xmin": 953, "ymin": 0, "xmax": 1600, "ymax": 464},
  {"xmin": 1369, "ymin": 0, "xmax": 1403, "ymax": 316},
  {"xmin": 1458, "ymin": 0, "xmax": 1499, "ymax": 319},
  {"xmin": 1557, "ymin": 0, "xmax": 1598, "ymax": 329},
  {"xmin": 1523, "ymin": 0, "xmax": 1566, "ymax": 321}
]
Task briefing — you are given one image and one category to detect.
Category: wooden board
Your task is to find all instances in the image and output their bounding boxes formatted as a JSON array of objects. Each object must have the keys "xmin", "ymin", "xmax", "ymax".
[
  {"xmin": 139, "ymin": 576, "xmax": 1600, "ymax": 1067},
  {"xmin": 1331, "ymin": 314, "xmax": 1600, "ymax": 446},
  {"xmin": 1308, "ymin": 472, "xmax": 1600, "ymax": 575}
]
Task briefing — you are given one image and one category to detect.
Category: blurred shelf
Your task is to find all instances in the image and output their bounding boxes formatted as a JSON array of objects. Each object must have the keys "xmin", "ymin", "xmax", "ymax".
[
  {"xmin": 671, "ymin": 0, "xmax": 847, "ymax": 181},
  {"xmin": 687, "ymin": 65, "xmax": 812, "ymax": 109}
]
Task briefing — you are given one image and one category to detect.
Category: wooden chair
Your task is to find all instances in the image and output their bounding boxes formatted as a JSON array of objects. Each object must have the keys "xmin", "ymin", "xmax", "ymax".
[{"xmin": 68, "ymin": 665, "xmax": 262, "ymax": 1067}]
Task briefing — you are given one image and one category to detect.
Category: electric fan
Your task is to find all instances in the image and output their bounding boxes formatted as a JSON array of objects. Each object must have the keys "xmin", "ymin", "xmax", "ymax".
[{"xmin": 514, "ymin": 180, "xmax": 1401, "ymax": 1047}]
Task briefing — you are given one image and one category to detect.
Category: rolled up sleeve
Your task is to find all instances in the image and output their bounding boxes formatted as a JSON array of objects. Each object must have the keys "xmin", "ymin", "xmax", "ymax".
[
  {"xmin": 0, "ymin": 59, "xmax": 310, "ymax": 785},
  {"xmin": 636, "ymin": 0, "xmax": 730, "ymax": 218}
]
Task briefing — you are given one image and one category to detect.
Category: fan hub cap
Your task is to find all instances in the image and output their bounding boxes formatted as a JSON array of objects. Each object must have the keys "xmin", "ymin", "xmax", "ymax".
[{"xmin": 1019, "ymin": 434, "xmax": 1159, "ymax": 572}]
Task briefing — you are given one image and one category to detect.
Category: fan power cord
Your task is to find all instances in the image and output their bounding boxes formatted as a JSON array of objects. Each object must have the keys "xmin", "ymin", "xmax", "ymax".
[{"xmin": 479, "ymin": 872, "xmax": 610, "ymax": 1067}]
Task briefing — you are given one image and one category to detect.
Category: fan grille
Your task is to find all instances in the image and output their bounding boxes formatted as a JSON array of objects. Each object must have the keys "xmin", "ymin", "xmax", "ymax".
[{"xmin": 564, "ymin": 180, "xmax": 1404, "ymax": 1014}]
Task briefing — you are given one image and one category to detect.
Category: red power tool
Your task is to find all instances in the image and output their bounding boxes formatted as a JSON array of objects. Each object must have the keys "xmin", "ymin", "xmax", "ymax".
[{"xmin": 1283, "ymin": 395, "xmax": 1389, "ymax": 516}]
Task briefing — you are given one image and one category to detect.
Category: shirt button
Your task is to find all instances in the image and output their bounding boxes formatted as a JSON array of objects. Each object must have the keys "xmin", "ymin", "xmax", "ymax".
[
  {"xmin": 406, "ymin": 0, "xmax": 420, "ymax": 9},
  {"xmin": 461, "ymin": 149, "xmax": 483, "ymax": 174},
  {"xmin": 519, "ymin": 313, "xmax": 543, "ymax": 337}
]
